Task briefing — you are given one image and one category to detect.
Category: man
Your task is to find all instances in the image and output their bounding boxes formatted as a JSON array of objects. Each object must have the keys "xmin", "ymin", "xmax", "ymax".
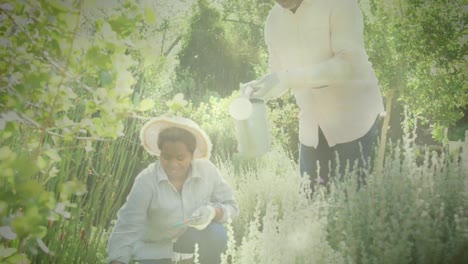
[{"xmin": 243, "ymin": 0, "xmax": 385, "ymax": 185}]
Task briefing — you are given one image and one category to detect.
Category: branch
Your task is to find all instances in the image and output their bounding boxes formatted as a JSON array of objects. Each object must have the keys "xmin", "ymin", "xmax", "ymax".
[
  {"xmin": 0, "ymin": 110, "xmax": 41, "ymax": 129},
  {"xmin": 163, "ymin": 35, "xmax": 182, "ymax": 57},
  {"xmin": 0, "ymin": 8, "xmax": 95, "ymax": 94},
  {"xmin": 46, "ymin": 130, "xmax": 111, "ymax": 142},
  {"xmin": 128, "ymin": 112, "xmax": 151, "ymax": 121}
]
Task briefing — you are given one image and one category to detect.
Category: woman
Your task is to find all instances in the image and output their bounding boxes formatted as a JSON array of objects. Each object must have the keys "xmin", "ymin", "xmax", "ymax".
[{"xmin": 107, "ymin": 116, "xmax": 239, "ymax": 264}]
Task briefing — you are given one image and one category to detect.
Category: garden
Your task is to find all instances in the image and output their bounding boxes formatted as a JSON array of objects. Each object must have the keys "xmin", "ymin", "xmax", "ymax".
[{"xmin": 0, "ymin": 0, "xmax": 466, "ymax": 263}]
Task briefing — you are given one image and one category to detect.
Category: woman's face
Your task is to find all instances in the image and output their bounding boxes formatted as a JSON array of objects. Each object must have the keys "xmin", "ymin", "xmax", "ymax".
[
  {"xmin": 160, "ymin": 141, "xmax": 194, "ymax": 181},
  {"xmin": 275, "ymin": 0, "xmax": 304, "ymax": 10}
]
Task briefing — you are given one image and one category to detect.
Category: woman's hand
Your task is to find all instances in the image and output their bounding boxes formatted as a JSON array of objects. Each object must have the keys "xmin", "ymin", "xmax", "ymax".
[{"xmin": 187, "ymin": 205, "xmax": 216, "ymax": 230}]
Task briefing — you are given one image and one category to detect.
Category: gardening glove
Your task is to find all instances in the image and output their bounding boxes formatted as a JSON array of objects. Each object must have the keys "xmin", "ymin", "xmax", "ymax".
[
  {"xmin": 187, "ymin": 205, "xmax": 216, "ymax": 230},
  {"xmin": 243, "ymin": 72, "xmax": 289, "ymax": 101},
  {"xmin": 240, "ymin": 80, "xmax": 257, "ymax": 97}
]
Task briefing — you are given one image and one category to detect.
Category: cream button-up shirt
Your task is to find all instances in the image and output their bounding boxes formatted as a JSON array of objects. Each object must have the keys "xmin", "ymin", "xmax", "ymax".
[
  {"xmin": 107, "ymin": 159, "xmax": 239, "ymax": 264},
  {"xmin": 264, "ymin": 0, "xmax": 385, "ymax": 147}
]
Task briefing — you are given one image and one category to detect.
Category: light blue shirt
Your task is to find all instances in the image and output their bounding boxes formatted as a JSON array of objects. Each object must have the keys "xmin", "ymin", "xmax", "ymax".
[{"xmin": 107, "ymin": 159, "xmax": 239, "ymax": 263}]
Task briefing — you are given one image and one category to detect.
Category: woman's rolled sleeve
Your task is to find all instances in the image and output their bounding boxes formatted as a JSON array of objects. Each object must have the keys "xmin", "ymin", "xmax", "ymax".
[
  {"xmin": 107, "ymin": 176, "xmax": 153, "ymax": 264},
  {"xmin": 209, "ymin": 165, "xmax": 239, "ymax": 223}
]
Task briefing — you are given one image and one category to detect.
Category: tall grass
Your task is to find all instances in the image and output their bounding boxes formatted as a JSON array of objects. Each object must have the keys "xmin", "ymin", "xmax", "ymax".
[{"xmin": 30, "ymin": 118, "xmax": 147, "ymax": 263}]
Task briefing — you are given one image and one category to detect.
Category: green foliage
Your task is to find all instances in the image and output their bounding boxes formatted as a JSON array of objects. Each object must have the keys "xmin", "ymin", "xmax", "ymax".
[
  {"xmin": 174, "ymin": 0, "xmax": 258, "ymax": 102},
  {"xmin": 0, "ymin": 0, "xmax": 161, "ymax": 262},
  {"xmin": 267, "ymin": 94, "xmax": 300, "ymax": 161},
  {"xmin": 362, "ymin": 0, "xmax": 467, "ymax": 141},
  {"xmin": 219, "ymin": 0, "xmax": 274, "ymax": 76},
  {"xmin": 325, "ymin": 128, "xmax": 466, "ymax": 263},
  {"xmin": 30, "ymin": 118, "xmax": 146, "ymax": 263},
  {"xmin": 449, "ymin": 119, "xmax": 468, "ymax": 141}
]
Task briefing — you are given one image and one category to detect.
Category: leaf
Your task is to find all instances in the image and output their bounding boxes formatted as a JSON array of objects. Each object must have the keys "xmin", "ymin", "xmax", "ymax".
[
  {"xmin": 0, "ymin": 3, "xmax": 13, "ymax": 11},
  {"xmin": 5, "ymin": 253, "xmax": 30, "ymax": 264},
  {"xmin": 36, "ymin": 155, "xmax": 47, "ymax": 170},
  {"xmin": 0, "ymin": 201, "xmax": 7, "ymax": 216},
  {"xmin": 0, "ymin": 226, "xmax": 17, "ymax": 240},
  {"xmin": 36, "ymin": 238, "xmax": 54, "ymax": 255},
  {"xmin": 138, "ymin": 98, "xmax": 155, "ymax": 112},
  {"xmin": 96, "ymin": 88, "xmax": 108, "ymax": 99},
  {"xmin": 48, "ymin": 1, "xmax": 70, "ymax": 13},
  {"xmin": 44, "ymin": 149, "xmax": 61, "ymax": 163},
  {"xmin": 32, "ymin": 226, "xmax": 47, "ymax": 239},
  {"xmin": 0, "ymin": 146, "xmax": 14, "ymax": 160},
  {"xmin": 100, "ymin": 71, "xmax": 113, "ymax": 86},
  {"xmin": 60, "ymin": 180, "xmax": 87, "ymax": 200},
  {"xmin": 115, "ymin": 70, "xmax": 136, "ymax": 95},
  {"xmin": 17, "ymin": 180, "xmax": 43, "ymax": 197},
  {"xmin": 85, "ymin": 46, "xmax": 109, "ymax": 69},
  {"xmin": 85, "ymin": 141, "xmax": 93, "ymax": 153},
  {"xmin": 108, "ymin": 15, "xmax": 135, "ymax": 38},
  {"xmin": 54, "ymin": 203, "xmax": 71, "ymax": 219},
  {"xmin": 0, "ymin": 245, "xmax": 16, "ymax": 259},
  {"xmin": 144, "ymin": 5, "xmax": 157, "ymax": 25}
]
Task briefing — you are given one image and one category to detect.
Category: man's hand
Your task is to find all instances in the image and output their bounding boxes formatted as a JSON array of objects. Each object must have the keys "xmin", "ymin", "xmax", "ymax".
[
  {"xmin": 240, "ymin": 80, "xmax": 257, "ymax": 97},
  {"xmin": 242, "ymin": 72, "xmax": 289, "ymax": 101},
  {"xmin": 187, "ymin": 205, "xmax": 216, "ymax": 230}
]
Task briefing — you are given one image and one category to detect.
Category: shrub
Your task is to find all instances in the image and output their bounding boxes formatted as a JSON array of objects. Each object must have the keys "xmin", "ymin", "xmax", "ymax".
[
  {"xmin": 213, "ymin": 123, "xmax": 466, "ymax": 263},
  {"xmin": 326, "ymin": 132, "xmax": 466, "ymax": 263}
]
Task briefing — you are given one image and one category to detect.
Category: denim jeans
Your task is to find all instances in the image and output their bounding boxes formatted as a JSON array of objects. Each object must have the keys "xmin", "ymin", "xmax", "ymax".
[
  {"xmin": 174, "ymin": 222, "xmax": 227, "ymax": 264},
  {"xmin": 137, "ymin": 222, "xmax": 227, "ymax": 264},
  {"xmin": 300, "ymin": 118, "xmax": 380, "ymax": 187}
]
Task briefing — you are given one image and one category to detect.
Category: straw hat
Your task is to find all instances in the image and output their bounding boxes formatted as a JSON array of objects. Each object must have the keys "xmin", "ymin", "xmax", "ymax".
[{"xmin": 140, "ymin": 116, "xmax": 212, "ymax": 159}]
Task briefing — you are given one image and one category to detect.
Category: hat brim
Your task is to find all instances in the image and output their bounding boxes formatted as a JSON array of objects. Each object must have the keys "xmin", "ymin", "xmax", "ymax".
[{"xmin": 140, "ymin": 117, "xmax": 212, "ymax": 159}]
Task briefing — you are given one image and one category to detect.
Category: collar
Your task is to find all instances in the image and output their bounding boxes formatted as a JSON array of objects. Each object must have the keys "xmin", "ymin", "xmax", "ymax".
[
  {"xmin": 155, "ymin": 161, "xmax": 201, "ymax": 183},
  {"xmin": 280, "ymin": 0, "xmax": 313, "ymax": 14}
]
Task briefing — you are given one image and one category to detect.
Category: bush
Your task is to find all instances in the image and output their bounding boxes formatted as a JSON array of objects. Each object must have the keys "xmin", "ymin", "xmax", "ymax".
[
  {"xmin": 212, "ymin": 126, "xmax": 467, "ymax": 264},
  {"xmin": 326, "ymin": 134, "xmax": 466, "ymax": 263}
]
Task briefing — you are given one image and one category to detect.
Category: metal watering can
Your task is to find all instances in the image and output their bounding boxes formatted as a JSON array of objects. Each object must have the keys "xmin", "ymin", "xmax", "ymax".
[{"xmin": 229, "ymin": 87, "xmax": 271, "ymax": 157}]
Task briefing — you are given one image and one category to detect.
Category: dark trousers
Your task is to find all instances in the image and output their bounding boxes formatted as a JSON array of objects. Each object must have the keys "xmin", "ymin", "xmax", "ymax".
[
  {"xmin": 139, "ymin": 223, "xmax": 227, "ymax": 264},
  {"xmin": 299, "ymin": 119, "xmax": 380, "ymax": 187}
]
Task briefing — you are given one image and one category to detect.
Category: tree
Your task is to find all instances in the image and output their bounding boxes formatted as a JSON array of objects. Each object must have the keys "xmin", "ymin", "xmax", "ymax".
[
  {"xmin": 174, "ymin": 0, "xmax": 258, "ymax": 102},
  {"xmin": 218, "ymin": 0, "xmax": 274, "ymax": 75},
  {"xmin": 362, "ymin": 0, "xmax": 466, "ymax": 141},
  {"xmin": 359, "ymin": 0, "xmax": 466, "ymax": 172},
  {"xmin": 0, "ymin": 0, "xmax": 161, "ymax": 261}
]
